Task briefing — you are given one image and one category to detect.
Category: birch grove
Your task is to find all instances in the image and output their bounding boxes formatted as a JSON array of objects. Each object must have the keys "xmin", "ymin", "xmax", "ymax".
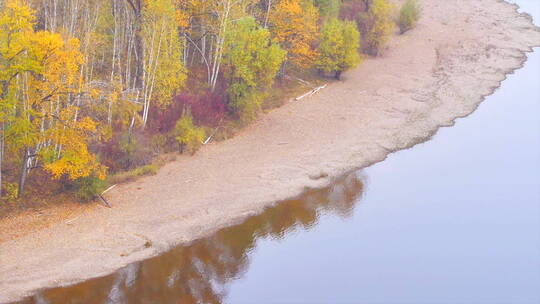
[{"xmin": 0, "ymin": 0, "xmax": 369, "ymax": 200}]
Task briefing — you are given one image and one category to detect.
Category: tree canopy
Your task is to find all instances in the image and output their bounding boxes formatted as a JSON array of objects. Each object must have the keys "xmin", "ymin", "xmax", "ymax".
[
  {"xmin": 225, "ymin": 17, "xmax": 286, "ymax": 122},
  {"xmin": 0, "ymin": 0, "xmax": 398, "ymax": 201},
  {"xmin": 316, "ymin": 18, "xmax": 361, "ymax": 79},
  {"xmin": 269, "ymin": 0, "xmax": 319, "ymax": 69}
]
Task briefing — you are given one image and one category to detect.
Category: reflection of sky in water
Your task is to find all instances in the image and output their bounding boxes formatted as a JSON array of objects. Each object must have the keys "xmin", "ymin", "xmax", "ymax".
[
  {"xmin": 227, "ymin": 3, "xmax": 540, "ymax": 304},
  {"xmin": 19, "ymin": 1, "xmax": 540, "ymax": 303}
]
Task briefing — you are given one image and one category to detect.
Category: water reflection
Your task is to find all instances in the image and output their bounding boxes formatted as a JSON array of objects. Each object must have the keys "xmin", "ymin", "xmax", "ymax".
[{"xmin": 21, "ymin": 173, "xmax": 364, "ymax": 304}]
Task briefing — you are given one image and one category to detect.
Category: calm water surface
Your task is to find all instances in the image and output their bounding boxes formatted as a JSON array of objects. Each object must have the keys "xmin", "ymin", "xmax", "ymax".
[{"xmin": 20, "ymin": 1, "xmax": 540, "ymax": 303}]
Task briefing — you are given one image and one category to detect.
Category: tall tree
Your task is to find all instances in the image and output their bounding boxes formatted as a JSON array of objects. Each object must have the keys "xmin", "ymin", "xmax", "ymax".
[
  {"xmin": 0, "ymin": 0, "xmax": 105, "ymax": 197},
  {"xmin": 316, "ymin": 18, "xmax": 361, "ymax": 79},
  {"xmin": 141, "ymin": 0, "xmax": 187, "ymax": 128},
  {"xmin": 357, "ymin": 0, "xmax": 394, "ymax": 55},
  {"xmin": 269, "ymin": 0, "xmax": 319, "ymax": 70},
  {"xmin": 224, "ymin": 17, "xmax": 286, "ymax": 122}
]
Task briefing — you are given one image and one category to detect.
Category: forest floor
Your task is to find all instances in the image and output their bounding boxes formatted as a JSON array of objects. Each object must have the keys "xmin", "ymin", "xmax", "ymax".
[{"xmin": 1, "ymin": 0, "xmax": 540, "ymax": 302}]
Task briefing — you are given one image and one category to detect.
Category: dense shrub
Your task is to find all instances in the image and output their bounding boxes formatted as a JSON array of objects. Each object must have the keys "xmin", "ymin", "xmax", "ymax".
[
  {"xmin": 148, "ymin": 95, "xmax": 187, "ymax": 133},
  {"xmin": 150, "ymin": 91, "xmax": 226, "ymax": 133},
  {"xmin": 190, "ymin": 91, "xmax": 226, "ymax": 127},
  {"xmin": 357, "ymin": 0, "xmax": 394, "ymax": 56},
  {"xmin": 3, "ymin": 183, "xmax": 18, "ymax": 202},
  {"xmin": 398, "ymin": 0, "xmax": 421, "ymax": 34},
  {"xmin": 174, "ymin": 113, "xmax": 206, "ymax": 155},
  {"xmin": 99, "ymin": 132, "xmax": 154, "ymax": 172}
]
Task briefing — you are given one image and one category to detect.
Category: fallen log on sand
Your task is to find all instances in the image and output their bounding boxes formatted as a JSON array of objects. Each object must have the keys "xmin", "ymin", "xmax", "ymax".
[{"xmin": 295, "ymin": 84, "xmax": 327, "ymax": 101}]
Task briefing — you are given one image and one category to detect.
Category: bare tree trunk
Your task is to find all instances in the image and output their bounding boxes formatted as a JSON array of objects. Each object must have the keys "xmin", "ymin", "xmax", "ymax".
[
  {"xmin": 109, "ymin": 0, "xmax": 119, "ymax": 125},
  {"xmin": 17, "ymin": 149, "xmax": 29, "ymax": 198},
  {"xmin": 132, "ymin": 2, "xmax": 144, "ymax": 91},
  {"xmin": 209, "ymin": 0, "xmax": 232, "ymax": 91},
  {"xmin": 142, "ymin": 19, "xmax": 166, "ymax": 128},
  {"xmin": 124, "ymin": 0, "xmax": 144, "ymax": 94},
  {"xmin": 264, "ymin": 0, "xmax": 272, "ymax": 28},
  {"xmin": 184, "ymin": 33, "xmax": 211, "ymax": 84}
]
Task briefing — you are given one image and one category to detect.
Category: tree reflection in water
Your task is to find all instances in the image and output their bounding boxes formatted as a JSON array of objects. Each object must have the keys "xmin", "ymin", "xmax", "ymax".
[{"xmin": 22, "ymin": 172, "xmax": 364, "ymax": 304}]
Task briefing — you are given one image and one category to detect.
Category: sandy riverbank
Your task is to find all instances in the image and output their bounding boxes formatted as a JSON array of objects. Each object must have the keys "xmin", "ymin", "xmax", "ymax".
[{"xmin": 1, "ymin": 0, "xmax": 540, "ymax": 302}]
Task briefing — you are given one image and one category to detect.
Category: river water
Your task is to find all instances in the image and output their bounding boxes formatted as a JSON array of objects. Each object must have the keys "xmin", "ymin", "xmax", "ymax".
[{"xmin": 18, "ymin": 1, "xmax": 540, "ymax": 303}]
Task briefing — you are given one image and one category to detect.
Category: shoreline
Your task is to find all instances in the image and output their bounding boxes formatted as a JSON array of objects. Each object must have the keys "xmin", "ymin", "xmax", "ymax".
[{"xmin": 1, "ymin": 0, "xmax": 540, "ymax": 302}]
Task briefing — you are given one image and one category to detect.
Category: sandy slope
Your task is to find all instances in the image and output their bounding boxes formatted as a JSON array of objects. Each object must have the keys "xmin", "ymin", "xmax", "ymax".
[{"xmin": 1, "ymin": 0, "xmax": 540, "ymax": 302}]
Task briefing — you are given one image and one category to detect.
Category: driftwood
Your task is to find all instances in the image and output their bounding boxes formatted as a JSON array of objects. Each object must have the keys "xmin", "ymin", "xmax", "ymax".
[
  {"xmin": 97, "ymin": 184, "xmax": 116, "ymax": 208},
  {"xmin": 98, "ymin": 194, "xmax": 112, "ymax": 208},
  {"xmin": 65, "ymin": 216, "xmax": 81, "ymax": 225},
  {"xmin": 203, "ymin": 128, "xmax": 219, "ymax": 145},
  {"xmin": 203, "ymin": 121, "xmax": 223, "ymax": 145},
  {"xmin": 295, "ymin": 84, "xmax": 327, "ymax": 101},
  {"xmin": 101, "ymin": 184, "xmax": 117, "ymax": 195}
]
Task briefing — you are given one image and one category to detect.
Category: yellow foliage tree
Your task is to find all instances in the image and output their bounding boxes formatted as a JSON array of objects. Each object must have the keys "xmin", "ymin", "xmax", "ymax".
[
  {"xmin": 174, "ymin": 112, "xmax": 205, "ymax": 155},
  {"xmin": 269, "ymin": 0, "xmax": 319, "ymax": 69},
  {"xmin": 42, "ymin": 114, "xmax": 107, "ymax": 181},
  {"xmin": 0, "ymin": 0, "xmax": 106, "ymax": 196},
  {"xmin": 141, "ymin": 0, "xmax": 187, "ymax": 127}
]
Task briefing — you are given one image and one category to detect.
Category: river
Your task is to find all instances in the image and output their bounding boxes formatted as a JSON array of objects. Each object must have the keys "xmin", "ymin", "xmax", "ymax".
[{"xmin": 16, "ymin": 1, "xmax": 540, "ymax": 303}]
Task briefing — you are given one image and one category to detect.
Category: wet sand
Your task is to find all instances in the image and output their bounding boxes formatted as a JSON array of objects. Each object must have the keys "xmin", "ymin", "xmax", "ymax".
[{"xmin": 1, "ymin": 0, "xmax": 540, "ymax": 302}]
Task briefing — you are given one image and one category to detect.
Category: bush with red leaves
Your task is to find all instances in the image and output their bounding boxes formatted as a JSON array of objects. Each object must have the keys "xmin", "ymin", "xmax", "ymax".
[
  {"xmin": 96, "ymin": 132, "xmax": 153, "ymax": 172},
  {"xmin": 148, "ymin": 88, "xmax": 227, "ymax": 133},
  {"xmin": 190, "ymin": 90, "xmax": 226, "ymax": 127},
  {"xmin": 148, "ymin": 95, "xmax": 187, "ymax": 133}
]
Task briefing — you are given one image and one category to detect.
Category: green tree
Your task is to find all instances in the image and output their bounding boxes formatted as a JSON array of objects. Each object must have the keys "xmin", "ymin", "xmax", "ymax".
[
  {"xmin": 398, "ymin": 0, "xmax": 421, "ymax": 34},
  {"xmin": 313, "ymin": 0, "xmax": 341, "ymax": 19},
  {"xmin": 357, "ymin": 0, "xmax": 394, "ymax": 55},
  {"xmin": 224, "ymin": 17, "xmax": 286, "ymax": 122},
  {"xmin": 316, "ymin": 18, "xmax": 361, "ymax": 80}
]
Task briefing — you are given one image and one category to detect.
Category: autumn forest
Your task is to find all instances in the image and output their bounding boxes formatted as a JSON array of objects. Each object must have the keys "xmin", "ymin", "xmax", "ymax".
[{"xmin": 0, "ymin": 0, "xmax": 418, "ymax": 204}]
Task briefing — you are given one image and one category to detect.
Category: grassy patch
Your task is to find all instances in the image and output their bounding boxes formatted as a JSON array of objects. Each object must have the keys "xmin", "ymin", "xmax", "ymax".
[{"xmin": 108, "ymin": 153, "xmax": 176, "ymax": 185}]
